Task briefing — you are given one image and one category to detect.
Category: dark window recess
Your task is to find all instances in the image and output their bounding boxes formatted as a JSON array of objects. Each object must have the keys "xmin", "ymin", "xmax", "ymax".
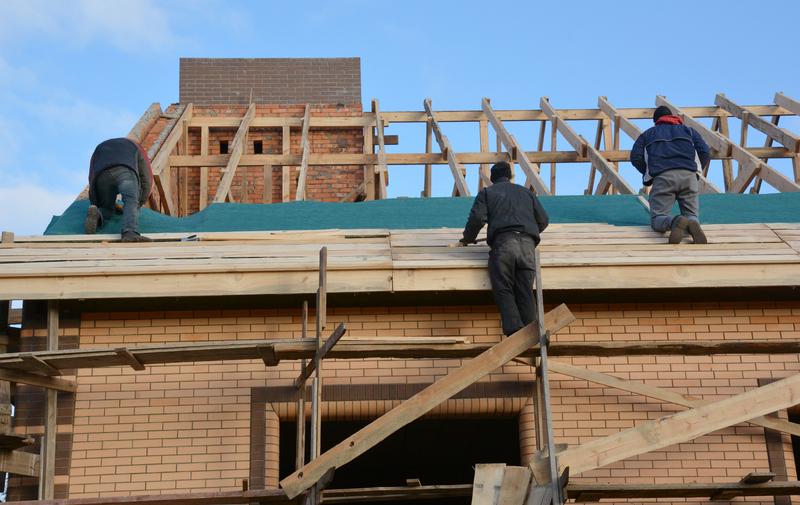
[
  {"xmin": 219, "ymin": 141, "xmax": 229, "ymax": 154},
  {"xmin": 254, "ymin": 140, "xmax": 263, "ymax": 154},
  {"xmin": 280, "ymin": 417, "xmax": 520, "ymax": 505}
]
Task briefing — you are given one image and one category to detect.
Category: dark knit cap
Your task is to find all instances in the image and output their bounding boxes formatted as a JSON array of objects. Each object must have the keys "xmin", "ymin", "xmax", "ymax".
[
  {"xmin": 653, "ymin": 105, "xmax": 672, "ymax": 123},
  {"xmin": 490, "ymin": 161, "xmax": 512, "ymax": 182}
]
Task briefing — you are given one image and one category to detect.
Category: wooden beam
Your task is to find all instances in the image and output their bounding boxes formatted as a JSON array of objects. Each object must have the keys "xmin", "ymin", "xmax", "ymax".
[
  {"xmin": 481, "ymin": 98, "xmax": 549, "ymax": 195},
  {"xmin": 423, "ymin": 120, "xmax": 432, "ymax": 197},
  {"xmin": 213, "ymin": 103, "xmax": 256, "ymax": 203},
  {"xmin": 0, "ymin": 368, "xmax": 76, "ymax": 393},
  {"xmin": 295, "ymin": 105, "xmax": 312, "ymax": 201},
  {"xmin": 423, "ymin": 99, "xmax": 470, "ymax": 197},
  {"xmin": 598, "ymin": 96, "xmax": 721, "ymax": 194},
  {"xmin": 256, "ymin": 345, "xmax": 279, "ymax": 366},
  {"xmin": 126, "ymin": 103, "xmax": 161, "ymax": 145},
  {"xmin": 280, "ymin": 304, "xmax": 575, "ymax": 499},
  {"xmin": 39, "ymin": 300, "xmax": 58, "ymax": 499},
  {"xmin": 775, "ymin": 92, "xmax": 800, "ymax": 116},
  {"xmin": 199, "ymin": 126, "xmax": 209, "ymax": 210},
  {"xmin": 656, "ymin": 96, "xmax": 800, "ymax": 193},
  {"xmin": 295, "ymin": 324, "xmax": 346, "ymax": 387},
  {"xmin": 548, "ymin": 360, "xmax": 800, "ymax": 437},
  {"xmin": 567, "ymin": 481, "xmax": 800, "ymax": 501},
  {"xmin": 550, "ymin": 371, "xmax": 800, "ymax": 476},
  {"xmin": 296, "ymin": 301, "xmax": 308, "ymax": 471},
  {"xmin": 19, "ymin": 354, "xmax": 60, "ymax": 376},
  {"xmin": 150, "ymin": 104, "xmax": 193, "ymax": 215},
  {"xmin": 372, "ymin": 99, "xmax": 388, "ymax": 199},
  {"xmin": 114, "ymin": 348, "xmax": 145, "ymax": 371},
  {"xmin": 479, "ymin": 120, "xmax": 491, "ymax": 189},
  {"xmin": 0, "ymin": 449, "xmax": 39, "ymax": 477},
  {"xmin": 0, "ymin": 300, "xmax": 10, "ymax": 435},
  {"xmin": 282, "ymin": 126, "xmax": 291, "ymax": 202},
  {"xmin": 716, "ymin": 94, "xmax": 799, "ymax": 152},
  {"xmin": 10, "ymin": 489, "xmax": 287, "ymax": 505}
]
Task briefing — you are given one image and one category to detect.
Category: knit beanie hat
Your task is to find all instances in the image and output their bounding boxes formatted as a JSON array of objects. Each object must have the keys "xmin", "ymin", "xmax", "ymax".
[
  {"xmin": 653, "ymin": 105, "xmax": 672, "ymax": 123},
  {"xmin": 490, "ymin": 161, "xmax": 512, "ymax": 182}
]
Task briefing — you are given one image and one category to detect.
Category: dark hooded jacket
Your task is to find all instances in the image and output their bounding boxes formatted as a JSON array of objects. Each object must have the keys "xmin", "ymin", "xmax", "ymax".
[
  {"xmin": 88, "ymin": 138, "xmax": 153, "ymax": 206},
  {"xmin": 461, "ymin": 178, "xmax": 549, "ymax": 247},
  {"xmin": 630, "ymin": 115, "xmax": 711, "ymax": 185}
]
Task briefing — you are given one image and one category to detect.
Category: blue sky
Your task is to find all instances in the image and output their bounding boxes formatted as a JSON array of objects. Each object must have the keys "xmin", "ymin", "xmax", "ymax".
[{"xmin": 1, "ymin": 0, "xmax": 798, "ymax": 234}]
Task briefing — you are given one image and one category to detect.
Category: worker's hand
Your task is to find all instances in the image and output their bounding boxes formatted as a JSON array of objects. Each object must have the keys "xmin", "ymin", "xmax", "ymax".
[{"xmin": 456, "ymin": 239, "xmax": 470, "ymax": 247}]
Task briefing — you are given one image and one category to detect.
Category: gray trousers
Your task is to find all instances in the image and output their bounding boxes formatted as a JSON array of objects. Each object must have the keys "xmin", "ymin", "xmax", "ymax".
[
  {"xmin": 488, "ymin": 233, "xmax": 538, "ymax": 336},
  {"xmin": 649, "ymin": 169, "xmax": 700, "ymax": 232},
  {"xmin": 95, "ymin": 166, "xmax": 141, "ymax": 234}
]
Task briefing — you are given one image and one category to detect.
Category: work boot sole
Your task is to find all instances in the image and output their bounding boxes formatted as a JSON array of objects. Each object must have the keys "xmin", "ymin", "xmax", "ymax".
[
  {"xmin": 668, "ymin": 216, "xmax": 689, "ymax": 244},
  {"xmin": 84, "ymin": 205, "xmax": 99, "ymax": 234},
  {"xmin": 120, "ymin": 232, "xmax": 153, "ymax": 243},
  {"xmin": 688, "ymin": 220, "xmax": 708, "ymax": 244}
]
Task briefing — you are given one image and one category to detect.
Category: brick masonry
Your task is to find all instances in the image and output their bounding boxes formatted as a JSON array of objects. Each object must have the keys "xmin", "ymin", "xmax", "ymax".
[
  {"xmin": 179, "ymin": 58, "xmax": 361, "ymax": 106},
  {"xmin": 9, "ymin": 301, "xmax": 800, "ymax": 504}
]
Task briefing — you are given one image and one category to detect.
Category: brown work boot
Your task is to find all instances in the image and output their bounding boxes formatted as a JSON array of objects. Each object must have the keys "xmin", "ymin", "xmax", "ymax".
[
  {"xmin": 84, "ymin": 205, "xmax": 100, "ymax": 234},
  {"xmin": 668, "ymin": 216, "xmax": 689, "ymax": 244},
  {"xmin": 120, "ymin": 231, "xmax": 153, "ymax": 243},
  {"xmin": 687, "ymin": 220, "xmax": 707, "ymax": 244}
]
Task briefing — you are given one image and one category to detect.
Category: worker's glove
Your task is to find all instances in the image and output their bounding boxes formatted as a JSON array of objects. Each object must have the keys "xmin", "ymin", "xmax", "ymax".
[{"xmin": 457, "ymin": 238, "xmax": 471, "ymax": 247}]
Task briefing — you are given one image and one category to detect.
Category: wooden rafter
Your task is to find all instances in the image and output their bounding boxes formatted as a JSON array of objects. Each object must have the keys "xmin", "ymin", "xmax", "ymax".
[
  {"xmin": 481, "ymin": 98, "xmax": 549, "ymax": 195},
  {"xmin": 597, "ymin": 96, "xmax": 721, "ymax": 194},
  {"xmin": 548, "ymin": 360, "xmax": 800, "ymax": 437},
  {"xmin": 549, "ymin": 371, "xmax": 800, "ymax": 476},
  {"xmin": 372, "ymin": 99, "xmax": 389, "ymax": 199},
  {"xmin": 213, "ymin": 102, "xmax": 256, "ymax": 203},
  {"xmin": 656, "ymin": 96, "xmax": 800, "ymax": 193},
  {"xmin": 126, "ymin": 103, "xmax": 161, "ymax": 145},
  {"xmin": 295, "ymin": 105, "xmax": 312, "ymax": 201},
  {"xmin": 715, "ymin": 94, "xmax": 800, "ymax": 152},
  {"xmin": 280, "ymin": 304, "xmax": 576, "ymax": 499},
  {"xmin": 775, "ymin": 92, "xmax": 800, "ymax": 116},
  {"xmin": 541, "ymin": 97, "xmax": 639, "ymax": 199},
  {"xmin": 423, "ymin": 99, "xmax": 470, "ymax": 196},
  {"xmin": 150, "ymin": 103, "xmax": 193, "ymax": 215}
]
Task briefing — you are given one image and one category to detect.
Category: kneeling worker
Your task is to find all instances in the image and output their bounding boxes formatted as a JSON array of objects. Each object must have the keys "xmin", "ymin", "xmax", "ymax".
[
  {"xmin": 85, "ymin": 138, "xmax": 153, "ymax": 242},
  {"xmin": 459, "ymin": 162, "xmax": 549, "ymax": 336},
  {"xmin": 631, "ymin": 105, "xmax": 710, "ymax": 244}
]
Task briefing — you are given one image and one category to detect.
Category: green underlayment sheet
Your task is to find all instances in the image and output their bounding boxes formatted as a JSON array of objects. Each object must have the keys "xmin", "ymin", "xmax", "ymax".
[{"xmin": 43, "ymin": 194, "xmax": 800, "ymax": 235}]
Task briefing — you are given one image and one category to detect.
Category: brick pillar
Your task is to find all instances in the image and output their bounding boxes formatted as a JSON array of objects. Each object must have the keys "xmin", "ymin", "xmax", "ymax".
[
  {"xmin": 265, "ymin": 403, "xmax": 280, "ymax": 488},
  {"xmin": 519, "ymin": 400, "xmax": 537, "ymax": 465}
]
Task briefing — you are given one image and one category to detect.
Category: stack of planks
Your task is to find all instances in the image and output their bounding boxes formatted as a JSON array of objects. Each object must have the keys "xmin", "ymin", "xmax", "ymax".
[{"xmin": 471, "ymin": 464, "xmax": 561, "ymax": 505}]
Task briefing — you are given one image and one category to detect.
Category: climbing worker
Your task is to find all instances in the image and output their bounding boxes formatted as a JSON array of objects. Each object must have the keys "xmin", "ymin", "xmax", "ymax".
[
  {"xmin": 458, "ymin": 161, "xmax": 549, "ymax": 336},
  {"xmin": 85, "ymin": 138, "xmax": 153, "ymax": 242},
  {"xmin": 630, "ymin": 105, "xmax": 711, "ymax": 244}
]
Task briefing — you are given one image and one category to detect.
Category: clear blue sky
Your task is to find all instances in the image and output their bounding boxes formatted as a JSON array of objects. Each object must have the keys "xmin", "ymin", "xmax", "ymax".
[{"xmin": 1, "ymin": 0, "xmax": 798, "ymax": 235}]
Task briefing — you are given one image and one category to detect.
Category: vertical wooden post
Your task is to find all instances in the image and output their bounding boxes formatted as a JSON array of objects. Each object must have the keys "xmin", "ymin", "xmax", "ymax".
[
  {"xmin": 363, "ymin": 125, "xmax": 375, "ymax": 201},
  {"xmin": 479, "ymin": 120, "xmax": 490, "ymax": 190},
  {"xmin": 199, "ymin": 126, "xmax": 209, "ymax": 211},
  {"xmin": 310, "ymin": 247, "xmax": 327, "ymax": 460},
  {"xmin": 550, "ymin": 118, "xmax": 558, "ymax": 194},
  {"xmin": 39, "ymin": 301, "xmax": 58, "ymax": 500},
  {"xmin": 282, "ymin": 126, "xmax": 291, "ymax": 202},
  {"xmin": 295, "ymin": 301, "xmax": 308, "ymax": 470},
  {"xmin": 587, "ymin": 120, "xmax": 602, "ymax": 194},
  {"xmin": 0, "ymin": 231, "xmax": 13, "ymax": 244},
  {"xmin": 718, "ymin": 115, "xmax": 734, "ymax": 191},
  {"xmin": 264, "ymin": 165, "xmax": 273, "ymax": 204},
  {"xmin": 423, "ymin": 120, "xmax": 433, "ymax": 197},
  {"xmin": 0, "ymin": 300, "xmax": 11, "ymax": 436}
]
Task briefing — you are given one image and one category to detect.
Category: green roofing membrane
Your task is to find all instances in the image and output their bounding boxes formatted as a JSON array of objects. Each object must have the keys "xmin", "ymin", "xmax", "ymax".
[{"xmin": 43, "ymin": 193, "xmax": 800, "ymax": 235}]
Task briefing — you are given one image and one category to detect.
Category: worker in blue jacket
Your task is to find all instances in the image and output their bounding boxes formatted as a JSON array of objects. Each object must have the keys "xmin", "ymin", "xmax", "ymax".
[{"xmin": 631, "ymin": 106, "xmax": 711, "ymax": 244}]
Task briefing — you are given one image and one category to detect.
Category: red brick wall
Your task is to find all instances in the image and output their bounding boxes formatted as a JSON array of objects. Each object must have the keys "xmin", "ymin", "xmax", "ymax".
[
  {"xmin": 9, "ymin": 301, "xmax": 800, "ymax": 502},
  {"xmin": 179, "ymin": 58, "xmax": 361, "ymax": 106}
]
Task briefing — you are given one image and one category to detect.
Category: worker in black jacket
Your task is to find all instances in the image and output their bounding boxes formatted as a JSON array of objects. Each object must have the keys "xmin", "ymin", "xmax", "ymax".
[
  {"xmin": 85, "ymin": 138, "xmax": 153, "ymax": 242},
  {"xmin": 459, "ymin": 162, "xmax": 549, "ymax": 336}
]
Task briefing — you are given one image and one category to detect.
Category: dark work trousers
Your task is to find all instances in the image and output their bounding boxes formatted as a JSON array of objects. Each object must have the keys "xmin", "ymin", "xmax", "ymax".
[
  {"xmin": 488, "ymin": 232, "xmax": 538, "ymax": 336},
  {"xmin": 94, "ymin": 166, "xmax": 141, "ymax": 234}
]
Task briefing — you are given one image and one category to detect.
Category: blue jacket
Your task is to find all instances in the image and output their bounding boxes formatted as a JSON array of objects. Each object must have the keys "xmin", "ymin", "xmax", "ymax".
[{"xmin": 630, "ymin": 121, "xmax": 710, "ymax": 185}]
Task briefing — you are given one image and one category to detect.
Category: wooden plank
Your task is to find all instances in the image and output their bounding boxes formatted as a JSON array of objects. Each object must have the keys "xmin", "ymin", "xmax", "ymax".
[
  {"xmin": 39, "ymin": 301, "xmax": 57, "ymax": 499},
  {"xmin": 0, "ymin": 449, "xmax": 39, "ymax": 477},
  {"xmin": 551, "ymin": 371, "xmax": 800, "ymax": 476},
  {"xmin": 280, "ymin": 305, "xmax": 575, "ymax": 499},
  {"xmin": 362, "ymin": 125, "xmax": 375, "ymax": 200},
  {"xmin": 0, "ymin": 300, "xmax": 10, "ymax": 434},
  {"xmin": 496, "ymin": 466, "xmax": 532, "ymax": 505},
  {"xmin": 548, "ymin": 360, "xmax": 800, "ymax": 437},
  {"xmin": 479, "ymin": 120, "xmax": 491, "ymax": 189},
  {"xmin": 424, "ymin": 99, "xmax": 470, "ymax": 197},
  {"xmin": 471, "ymin": 463, "xmax": 506, "ymax": 505},
  {"xmin": 296, "ymin": 301, "xmax": 308, "ymax": 471},
  {"xmin": 296, "ymin": 323, "xmax": 346, "ymax": 386},
  {"xmin": 295, "ymin": 105, "xmax": 312, "ymax": 201},
  {"xmin": 199, "ymin": 126, "xmax": 209, "ymax": 210},
  {"xmin": 264, "ymin": 165, "xmax": 273, "ymax": 204},
  {"xmin": 716, "ymin": 94, "xmax": 799, "ymax": 152},
  {"xmin": 656, "ymin": 96, "xmax": 800, "ymax": 193},
  {"xmin": 567, "ymin": 481, "xmax": 800, "ymax": 500},
  {"xmin": 213, "ymin": 103, "xmax": 256, "ymax": 203},
  {"xmin": 372, "ymin": 99, "xmax": 388, "ymax": 199},
  {"xmin": 775, "ymin": 92, "xmax": 800, "ymax": 116},
  {"xmin": 481, "ymin": 98, "xmax": 549, "ymax": 195},
  {"xmin": 423, "ymin": 119, "xmax": 432, "ymax": 197},
  {"xmin": 0, "ymin": 368, "xmax": 76, "ymax": 393},
  {"xmin": 282, "ymin": 126, "xmax": 292, "ymax": 202},
  {"xmin": 114, "ymin": 348, "xmax": 145, "ymax": 371}
]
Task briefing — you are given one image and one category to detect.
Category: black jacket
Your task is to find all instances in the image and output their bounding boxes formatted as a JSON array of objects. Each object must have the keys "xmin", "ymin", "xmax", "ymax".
[
  {"xmin": 630, "ymin": 121, "xmax": 710, "ymax": 185},
  {"xmin": 88, "ymin": 138, "xmax": 153, "ymax": 206},
  {"xmin": 461, "ymin": 178, "xmax": 549, "ymax": 247}
]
